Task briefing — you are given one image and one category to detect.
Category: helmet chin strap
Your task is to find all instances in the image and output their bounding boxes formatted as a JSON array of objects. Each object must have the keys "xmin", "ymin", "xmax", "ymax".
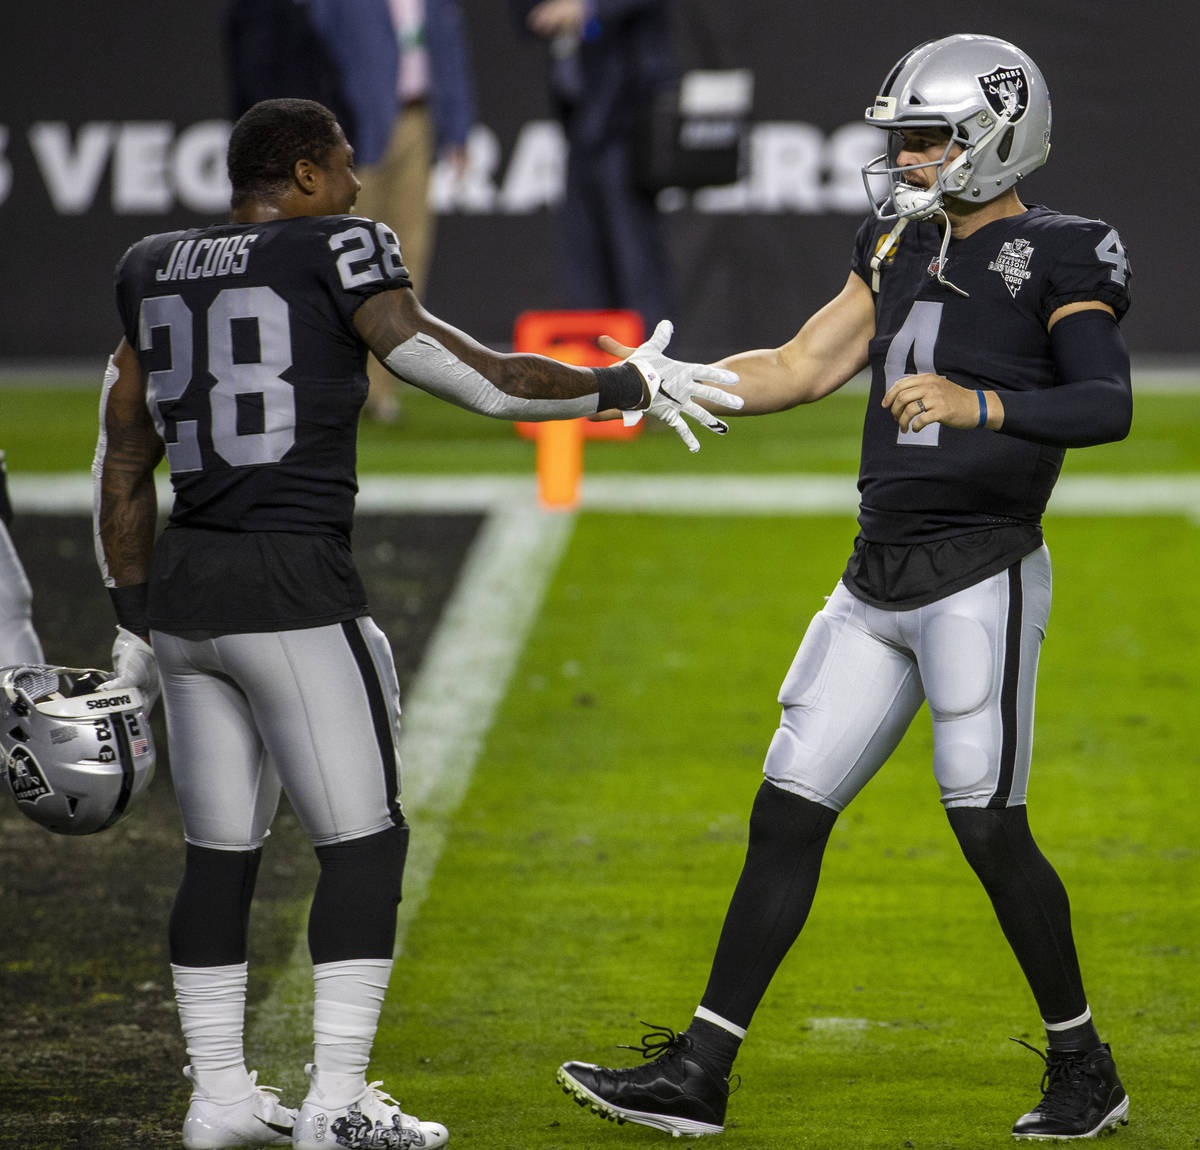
[
  {"xmin": 870, "ymin": 214, "xmax": 909, "ymax": 292},
  {"xmin": 929, "ymin": 209, "xmax": 969, "ymax": 298},
  {"xmin": 892, "ymin": 181, "xmax": 943, "ymax": 220},
  {"xmin": 870, "ymin": 198, "xmax": 969, "ymax": 298}
]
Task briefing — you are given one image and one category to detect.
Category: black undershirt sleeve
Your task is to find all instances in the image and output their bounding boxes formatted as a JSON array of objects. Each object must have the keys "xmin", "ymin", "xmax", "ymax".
[{"xmin": 997, "ymin": 309, "xmax": 1132, "ymax": 448}]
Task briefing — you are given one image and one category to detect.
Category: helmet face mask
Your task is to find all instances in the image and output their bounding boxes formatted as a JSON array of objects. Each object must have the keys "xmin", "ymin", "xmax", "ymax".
[
  {"xmin": 864, "ymin": 125, "xmax": 962, "ymax": 221},
  {"xmin": 861, "ymin": 34, "xmax": 1052, "ymax": 222},
  {"xmin": 1, "ymin": 664, "xmax": 156, "ymax": 835}
]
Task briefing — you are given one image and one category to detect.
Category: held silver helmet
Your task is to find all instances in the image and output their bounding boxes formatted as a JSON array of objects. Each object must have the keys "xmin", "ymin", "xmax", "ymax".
[
  {"xmin": 0, "ymin": 664, "xmax": 155, "ymax": 835},
  {"xmin": 861, "ymin": 34, "xmax": 1051, "ymax": 221}
]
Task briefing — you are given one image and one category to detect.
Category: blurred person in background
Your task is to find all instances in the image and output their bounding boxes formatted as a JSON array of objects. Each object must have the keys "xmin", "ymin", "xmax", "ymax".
[
  {"xmin": 226, "ymin": 0, "xmax": 398, "ymax": 173},
  {"xmin": 226, "ymin": 0, "xmax": 478, "ymax": 424},
  {"xmin": 512, "ymin": 0, "xmax": 676, "ymax": 329},
  {"xmin": 558, "ymin": 33, "xmax": 1132, "ymax": 1144},
  {"xmin": 354, "ymin": 0, "xmax": 478, "ymax": 423}
]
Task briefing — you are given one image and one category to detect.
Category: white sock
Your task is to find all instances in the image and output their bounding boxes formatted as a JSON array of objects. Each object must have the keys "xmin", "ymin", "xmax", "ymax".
[
  {"xmin": 1045, "ymin": 1005, "xmax": 1092, "ymax": 1033},
  {"xmin": 308, "ymin": 958, "xmax": 393, "ymax": 1107},
  {"xmin": 693, "ymin": 1005, "xmax": 748, "ymax": 1040},
  {"xmin": 171, "ymin": 963, "xmax": 254, "ymax": 1102}
]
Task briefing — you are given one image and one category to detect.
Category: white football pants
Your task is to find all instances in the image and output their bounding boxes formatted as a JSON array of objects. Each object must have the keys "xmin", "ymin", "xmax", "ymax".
[
  {"xmin": 153, "ymin": 617, "xmax": 404, "ymax": 849},
  {"xmin": 763, "ymin": 546, "xmax": 1052, "ymax": 811}
]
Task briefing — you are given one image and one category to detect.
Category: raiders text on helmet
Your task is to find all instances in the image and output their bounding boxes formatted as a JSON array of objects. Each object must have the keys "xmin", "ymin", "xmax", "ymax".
[
  {"xmin": 861, "ymin": 34, "xmax": 1052, "ymax": 221},
  {"xmin": 0, "ymin": 664, "xmax": 155, "ymax": 835}
]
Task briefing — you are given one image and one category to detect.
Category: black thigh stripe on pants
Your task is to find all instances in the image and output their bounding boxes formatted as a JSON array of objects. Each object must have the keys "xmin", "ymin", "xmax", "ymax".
[
  {"xmin": 341, "ymin": 618, "xmax": 405, "ymax": 826},
  {"xmin": 990, "ymin": 562, "xmax": 1025, "ymax": 809}
]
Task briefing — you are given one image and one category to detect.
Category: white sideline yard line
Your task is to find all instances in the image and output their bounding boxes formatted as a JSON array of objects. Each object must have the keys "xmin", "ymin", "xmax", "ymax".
[
  {"xmin": 242, "ymin": 502, "xmax": 574, "ymax": 1085},
  {"xmin": 12, "ymin": 471, "xmax": 1200, "ymax": 521},
  {"xmin": 391, "ymin": 501, "xmax": 576, "ymax": 902}
]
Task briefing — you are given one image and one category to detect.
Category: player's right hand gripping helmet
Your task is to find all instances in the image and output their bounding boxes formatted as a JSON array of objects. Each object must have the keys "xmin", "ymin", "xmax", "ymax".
[
  {"xmin": 861, "ymin": 33, "xmax": 1052, "ymax": 221},
  {"xmin": 0, "ymin": 665, "xmax": 155, "ymax": 835}
]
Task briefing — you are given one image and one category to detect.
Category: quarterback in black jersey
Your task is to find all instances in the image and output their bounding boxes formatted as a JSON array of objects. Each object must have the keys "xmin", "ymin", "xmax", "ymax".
[
  {"xmin": 93, "ymin": 97, "xmax": 739, "ymax": 1150},
  {"xmin": 559, "ymin": 35, "xmax": 1132, "ymax": 1143}
]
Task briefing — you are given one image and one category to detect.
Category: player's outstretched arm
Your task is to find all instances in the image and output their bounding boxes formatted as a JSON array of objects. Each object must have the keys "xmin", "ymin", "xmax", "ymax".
[
  {"xmin": 598, "ymin": 272, "xmax": 875, "ymax": 418},
  {"xmin": 353, "ymin": 289, "xmax": 739, "ymax": 451}
]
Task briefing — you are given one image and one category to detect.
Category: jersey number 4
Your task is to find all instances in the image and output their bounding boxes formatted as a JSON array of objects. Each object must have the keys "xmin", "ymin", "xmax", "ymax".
[
  {"xmin": 139, "ymin": 286, "xmax": 295, "ymax": 473},
  {"xmin": 885, "ymin": 300, "xmax": 942, "ymax": 447}
]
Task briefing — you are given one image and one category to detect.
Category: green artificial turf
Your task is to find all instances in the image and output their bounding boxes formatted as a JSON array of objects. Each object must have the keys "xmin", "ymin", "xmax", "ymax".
[
  {"xmin": 3, "ymin": 368, "xmax": 1195, "ymax": 1147},
  {"xmin": 3, "ymin": 377, "xmax": 1200, "ymax": 475},
  {"xmin": 377, "ymin": 513, "xmax": 1199, "ymax": 1149}
]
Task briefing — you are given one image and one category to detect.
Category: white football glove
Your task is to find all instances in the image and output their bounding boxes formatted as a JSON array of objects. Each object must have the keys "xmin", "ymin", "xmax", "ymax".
[
  {"xmin": 622, "ymin": 320, "xmax": 742, "ymax": 453},
  {"xmin": 109, "ymin": 626, "xmax": 161, "ymax": 713}
]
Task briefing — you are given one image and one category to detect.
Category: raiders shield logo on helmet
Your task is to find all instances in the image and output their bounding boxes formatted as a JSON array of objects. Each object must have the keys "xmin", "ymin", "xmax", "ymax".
[
  {"xmin": 977, "ymin": 65, "xmax": 1029, "ymax": 123},
  {"xmin": 6, "ymin": 745, "xmax": 53, "ymax": 803}
]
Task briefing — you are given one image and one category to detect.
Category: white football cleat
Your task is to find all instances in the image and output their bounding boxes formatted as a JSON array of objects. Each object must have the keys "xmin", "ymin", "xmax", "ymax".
[
  {"xmin": 293, "ymin": 1064, "xmax": 449, "ymax": 1149},
  {"xmin": 181, "ymin": 1067, "xmax": 296, "ymax": 1149}
]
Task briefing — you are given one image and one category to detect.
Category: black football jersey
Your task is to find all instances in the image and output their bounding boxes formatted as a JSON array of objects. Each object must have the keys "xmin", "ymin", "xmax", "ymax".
[
  {"xmin": 842, "ymin": 204, "xmax": 1131, "ymax": 607},
  {"xmin": 113, "ymin": 214, "xmax": 411, "ymax": 632}
]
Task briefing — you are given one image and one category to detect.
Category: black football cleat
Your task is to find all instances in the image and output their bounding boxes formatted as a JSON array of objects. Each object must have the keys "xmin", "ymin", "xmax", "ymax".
[
  {"xmin": 557, "ymin": 1024, "xmax": 731, "ymax": 1137},
  {"xmin": 1011, "ymin": 1040, "xmax": 1129, "ymax": 1140}
]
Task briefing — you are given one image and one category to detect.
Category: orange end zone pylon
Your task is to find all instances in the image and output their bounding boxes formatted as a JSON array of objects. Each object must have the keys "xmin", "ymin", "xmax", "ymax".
[{"xmin": 513, "ymin": 310, "xmax": 646, "ymax": 509}]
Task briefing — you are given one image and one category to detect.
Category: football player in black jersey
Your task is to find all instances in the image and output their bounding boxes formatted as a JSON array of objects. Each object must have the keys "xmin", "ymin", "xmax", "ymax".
[
  {"xmin": 93, "ymin": 97, "xmax": 740, "ymax": 1150},
  {"xmin": 558, "ymin": 34, "xmax": 1132, "ymax": 1143}
]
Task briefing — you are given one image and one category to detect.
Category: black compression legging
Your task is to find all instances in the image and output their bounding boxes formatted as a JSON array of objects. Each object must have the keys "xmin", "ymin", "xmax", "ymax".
[{"xmin": 947, "ymin": 805, "xmax": 1088, "ymax": 1024}]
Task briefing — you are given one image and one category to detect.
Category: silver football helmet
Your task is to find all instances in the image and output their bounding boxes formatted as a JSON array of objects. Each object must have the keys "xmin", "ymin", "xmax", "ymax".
[
  {"xmin": 861, "ymin": 34, "xmax": 1052, "ymax": 221},
  {"xmin": 0, "ymin": 664, "xmax": 156, "ymax": 835}
]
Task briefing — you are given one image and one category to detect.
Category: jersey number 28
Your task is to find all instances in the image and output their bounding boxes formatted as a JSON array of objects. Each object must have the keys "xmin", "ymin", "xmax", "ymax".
[{"xmin": 139, "ymin": 286, "xmax": 295, "ymax": 473}]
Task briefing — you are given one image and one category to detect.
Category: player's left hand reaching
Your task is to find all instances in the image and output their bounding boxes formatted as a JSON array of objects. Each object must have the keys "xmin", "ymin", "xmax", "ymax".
[{"xmin": 618, "ymin": 320, "xmax": 743, "ymax": 453}]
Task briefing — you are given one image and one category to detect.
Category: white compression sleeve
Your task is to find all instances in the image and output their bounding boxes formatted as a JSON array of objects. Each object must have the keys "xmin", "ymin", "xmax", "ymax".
[{"xmin": 383, "ymin": 332, "xmax": 598, "ymax": 421}]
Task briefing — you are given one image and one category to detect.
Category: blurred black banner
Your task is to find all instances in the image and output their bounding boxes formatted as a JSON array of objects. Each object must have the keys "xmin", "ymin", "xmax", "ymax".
[{"xmin": 0, "ymin": 2, "xmax": 1191, "ymax": 364}]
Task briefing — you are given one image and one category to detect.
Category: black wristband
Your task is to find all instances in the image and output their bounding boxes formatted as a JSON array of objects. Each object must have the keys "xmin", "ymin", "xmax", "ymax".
[
  {"xmin": 108, "ymin": 584, "xmax": 150, "ymax": 637},
  {"xmin": 593, "ymin": 362, "xmax": 646, "ymax": 412}
]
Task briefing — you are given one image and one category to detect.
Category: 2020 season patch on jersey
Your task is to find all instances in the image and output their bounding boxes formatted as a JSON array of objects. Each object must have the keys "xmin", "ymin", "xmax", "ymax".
[{"xmin": 987, "ymin": 237, "xmax": 1035, "ymax": 297}]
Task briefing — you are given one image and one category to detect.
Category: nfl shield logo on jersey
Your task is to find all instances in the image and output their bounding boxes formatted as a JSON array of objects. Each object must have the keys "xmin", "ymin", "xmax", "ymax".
[
  {"xmin": 988, "ymin": 238, "xmax": 1035, "ymax": 297},
  {"xmin": 977, "ymin": 65, "xmax": 1030, "ymax": 123}
]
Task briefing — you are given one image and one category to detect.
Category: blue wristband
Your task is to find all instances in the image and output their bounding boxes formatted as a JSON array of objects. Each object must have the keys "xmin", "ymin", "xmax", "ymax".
[{"xmin": 976, "ymin": 389, "xmax": 988, "ymax": 429}]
